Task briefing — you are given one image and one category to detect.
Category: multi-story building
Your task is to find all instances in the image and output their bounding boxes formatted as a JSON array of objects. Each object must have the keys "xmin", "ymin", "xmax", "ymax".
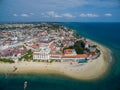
[{"xmin": 33, "ymin": 47, "xmax": 50, "ymax": 60}]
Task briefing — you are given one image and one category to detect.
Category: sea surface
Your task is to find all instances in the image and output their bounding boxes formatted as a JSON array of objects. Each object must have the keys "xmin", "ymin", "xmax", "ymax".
[{"xmin": 0, "ymin": 22, "xmax": 120, "ymax": 90}]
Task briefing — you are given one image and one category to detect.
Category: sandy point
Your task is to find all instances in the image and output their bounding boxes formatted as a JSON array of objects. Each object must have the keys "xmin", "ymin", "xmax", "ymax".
[{"xmin": 0, "ymin": 42, "xmax": 111, "ymax": 80}]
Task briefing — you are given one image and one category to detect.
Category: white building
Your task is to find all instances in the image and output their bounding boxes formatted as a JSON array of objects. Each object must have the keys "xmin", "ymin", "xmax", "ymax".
[{"xmin": 33, "ymin": 47, "xmax": 50, "ymax": 60}]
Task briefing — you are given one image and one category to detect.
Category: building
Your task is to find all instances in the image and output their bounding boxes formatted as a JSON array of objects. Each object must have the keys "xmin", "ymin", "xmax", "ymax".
[
  {"xmin": 33, "ymin": 45, "xmax": 89, "ymax": 61},
  {"xmin": 64, "ymin": 49, "xmax": 77, "ymax": 56},
  {"xmin": 33, "ymin": 47, "xmax": 50, "ymax": 60}
]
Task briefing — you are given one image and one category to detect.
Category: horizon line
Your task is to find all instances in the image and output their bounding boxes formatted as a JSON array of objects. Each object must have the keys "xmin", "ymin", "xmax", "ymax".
[{"xmin": 0, "ymin": 21, "xmax": 120, "ymax": 24}]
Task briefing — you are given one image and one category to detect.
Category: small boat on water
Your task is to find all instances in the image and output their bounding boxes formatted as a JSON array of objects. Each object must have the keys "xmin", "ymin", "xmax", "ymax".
[{"xmin": 24, "ymin": 81, "xmax": 28, "ymax": 90}]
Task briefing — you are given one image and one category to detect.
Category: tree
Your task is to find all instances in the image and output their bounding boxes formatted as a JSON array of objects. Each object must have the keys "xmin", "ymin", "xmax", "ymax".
[{"xmin": 74, "ymin": 40, "xmax": 84, "ymax": 54}]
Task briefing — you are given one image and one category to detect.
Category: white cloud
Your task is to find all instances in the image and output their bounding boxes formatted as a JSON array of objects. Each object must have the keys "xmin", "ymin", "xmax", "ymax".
[
  {"xmin": 44, "ymin": 11, "xmax": 62, "ymax": 18},
  {"xmin": 21, "ymin": 13, "xmax": 29, "ymax": 17},
  {"xmin": 13, "ymin": 13, "xmax": 34, "ymax": 17},
  {"xmin": 13, "ymin": 14, "xmax": 18, "ymax": 17},
  {"xmin": 42, "ymin": 11, "xmax": 75, "ymax": 18},
  {"xmin": 104, "ymin": 13, "xmax": 112, "ymax": 17},
  {"xmin": 62, "ymin": 13, "xmax": 75, "ymax": 18},
  {"xmin": 80, "ymin": 13, "xmax": 99, "ymax": 17}
]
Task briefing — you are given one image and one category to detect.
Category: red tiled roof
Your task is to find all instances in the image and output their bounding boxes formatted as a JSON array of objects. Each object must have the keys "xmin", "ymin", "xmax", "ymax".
[
  {"xmin": 30, "ymin": 45, "xmax": 39, "ymax": 49},
  {"xmin": 64, "ymin": 49, "xmax": 74, "ymax": 54},
  {"xmin": 2, "ymin": 32, "xmax": 11, "ymax": 35},
  {"xmin": 61, "ymin": 54, "xmax": 88, "ymax": 58},
  {"xmin": 49, "ymin": 43, "xmax": 56, "ymax": 51},
  {"xmin": 76, "ymin": 54, "xmax": 88, "ymax": 58}
]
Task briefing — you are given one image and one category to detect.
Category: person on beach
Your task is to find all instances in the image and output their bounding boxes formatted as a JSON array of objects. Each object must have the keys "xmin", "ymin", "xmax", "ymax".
[{"xmin": 13, "ymin": 66, "xmax": 17, "ymax": 72}]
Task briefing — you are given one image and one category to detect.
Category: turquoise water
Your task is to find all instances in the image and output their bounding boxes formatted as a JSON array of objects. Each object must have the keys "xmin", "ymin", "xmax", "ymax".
[{"xmin": 0, "ymin": 22, "xmax": 120, "ymax": 90}]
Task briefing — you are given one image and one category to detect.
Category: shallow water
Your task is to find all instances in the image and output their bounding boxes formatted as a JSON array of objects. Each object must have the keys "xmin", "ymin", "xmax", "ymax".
[{"xmin": 0, "ymin": 22, "xmax": 120, "ymax": 90}]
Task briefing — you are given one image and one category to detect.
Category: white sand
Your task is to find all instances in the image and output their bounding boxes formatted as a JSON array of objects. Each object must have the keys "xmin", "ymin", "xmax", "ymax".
[{"xmin": 0, "ymin": 42, "xmax": 111, "ymax": 80}]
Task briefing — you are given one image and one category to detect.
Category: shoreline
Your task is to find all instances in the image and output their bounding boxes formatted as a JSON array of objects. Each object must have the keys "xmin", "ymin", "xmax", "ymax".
[{"xmin": 0, "ymin": 41, "xmax": 111, "ymax": 80}]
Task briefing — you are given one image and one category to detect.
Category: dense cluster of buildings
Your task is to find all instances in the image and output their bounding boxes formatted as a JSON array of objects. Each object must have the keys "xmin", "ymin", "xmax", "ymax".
[{"xmin": 0, "ymin": 23, "xmax": 100, "ymax": 62}]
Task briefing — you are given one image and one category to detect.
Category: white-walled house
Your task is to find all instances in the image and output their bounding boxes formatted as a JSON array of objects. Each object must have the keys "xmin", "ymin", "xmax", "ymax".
[{"xmin": 33, "ymin": 47, "xmax": 50, "ymax": 60}]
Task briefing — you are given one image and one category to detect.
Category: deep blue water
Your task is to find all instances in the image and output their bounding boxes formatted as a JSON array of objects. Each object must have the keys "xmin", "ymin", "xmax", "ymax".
[{"xmin": 0, "ymin": 22, "xmax": 120, "ymax": 90}]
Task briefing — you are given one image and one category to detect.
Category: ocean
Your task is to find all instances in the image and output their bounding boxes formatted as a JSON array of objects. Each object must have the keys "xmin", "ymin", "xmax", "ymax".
[{"xmin": 0, "ymin": 22, "xmax": 120, "ymax": 90}]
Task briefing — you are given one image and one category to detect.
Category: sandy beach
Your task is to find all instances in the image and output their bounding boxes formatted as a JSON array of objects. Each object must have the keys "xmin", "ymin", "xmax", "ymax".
[{"xmin": 0, "ymin": 41, "xmax": 111, "ymax": 80}]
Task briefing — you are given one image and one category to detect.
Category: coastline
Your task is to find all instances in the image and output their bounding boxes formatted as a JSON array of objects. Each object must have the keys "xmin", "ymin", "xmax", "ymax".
[{"xmin": 0, "ymin": 40, "xmax": 111, "ymax": 80}]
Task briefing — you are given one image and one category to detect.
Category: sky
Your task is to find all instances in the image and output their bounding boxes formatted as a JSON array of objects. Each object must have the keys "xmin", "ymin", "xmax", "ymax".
[{"xmin": 0, "ymin": 0, "xmax": 120, "ymax": 22}]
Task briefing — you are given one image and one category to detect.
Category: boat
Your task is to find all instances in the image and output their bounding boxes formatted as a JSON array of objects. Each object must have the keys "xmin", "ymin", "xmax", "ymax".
[{"xmin": 24, "ymin": 81, "xmax": 28, "ymax": 90}]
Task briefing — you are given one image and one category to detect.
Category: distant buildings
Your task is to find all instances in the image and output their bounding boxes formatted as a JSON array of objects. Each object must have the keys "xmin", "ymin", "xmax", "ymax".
[{"xmin": 0, "ymin": 23, "xmax": 100, "ymax": 62}]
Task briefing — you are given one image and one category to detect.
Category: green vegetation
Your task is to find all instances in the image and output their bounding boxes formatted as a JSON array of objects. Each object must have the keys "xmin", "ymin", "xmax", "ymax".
[
  {"xmin": 0, "ymin": 58, "xmax": 14, "ymax": 63},
  {"xmin": 63, "ymin": 40, "xmax": 85, "ymax": 54},
  {"xmin": 74, "ymin": 33, "xmax": 80, "ymax": 38},
  {"xmin": 50, "ymin": 60, "xmax": 54, "ymax": 63},
  {"xmin": 22, "ymin": 45, "xmax": 27, "ymax": 50},
  {"xmin": 19, "ymin": 49, "xmax": 33, "ymax": 61},
  {"xmin": 51, "ymin": 24, "xmax": 59, "ymax": 30},
  {"xmin": 74, "ymin": 40, "xmax": 85, "ymax": 54}
]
